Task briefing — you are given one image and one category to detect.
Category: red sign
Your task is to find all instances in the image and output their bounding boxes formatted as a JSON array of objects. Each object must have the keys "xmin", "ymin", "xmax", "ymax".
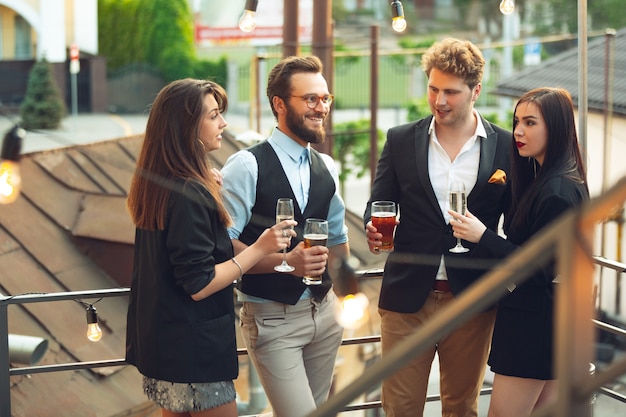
[
  {"xmin": 70, "ymin": 44, "xmax": 79, "ymax": 61},
  {"xmin": 195, "ymin": 25, "xmax": 281, "ymax": 42}
]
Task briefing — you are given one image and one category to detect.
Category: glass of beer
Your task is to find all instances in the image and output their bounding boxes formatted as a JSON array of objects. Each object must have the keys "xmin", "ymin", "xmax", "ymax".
[
  {"xmin": 371, "ymin": 201, "xmax": 397, "ymax": 252},
  {"xmin": 302, "ymin": 218, "xmax": 328, "ymax": 285}
]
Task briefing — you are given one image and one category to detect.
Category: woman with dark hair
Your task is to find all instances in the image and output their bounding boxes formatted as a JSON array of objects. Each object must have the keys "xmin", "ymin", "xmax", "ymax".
[
  {"xmin": 125, "ymin": 78, "xmax": 295, "ymax": 417},
  {"xmin": 449, "ymin": 87, "xmax": 589, "ymax": 417}
]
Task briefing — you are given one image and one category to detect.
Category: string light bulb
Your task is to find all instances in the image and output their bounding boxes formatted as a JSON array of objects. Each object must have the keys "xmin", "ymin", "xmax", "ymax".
[
  {"xmin": 390, "ymin": 1, "xmax": 407, "ymax": 33},
  {"xmin": 238, "ymin": 0, "xmax": 258, "ymax": 33},
  {"xmin": 0, "ymin": 125, "xmax": 25, "ymax": 205},
  {"xmin": 332, "ymin": 259, "xmax": 370, "ymax": 330},
  {"xmin": 86, "ymin": 304, "xmax": 103, "ymax": 342},
  {"xmin": 335, "ymin": 293, "xmax": 370, "ymax": 330},
  {"xmin": 499, "ymin": 0, "xmax": 515, "ymax": 15}
]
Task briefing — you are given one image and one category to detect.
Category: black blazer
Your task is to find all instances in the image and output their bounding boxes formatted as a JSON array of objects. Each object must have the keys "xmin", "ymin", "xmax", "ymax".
[
  {"xmin": 364, "ymin": 115, "xmax": 511, "ymax": 313},
  {"xmin": 481, "ymin": 175, "xmax": 589, "ymax": 379},
  {"xmin": 126, "ymin": 180, "xmax": 238, "ymax": 383},
  {"xmin": 478, "ymin": 176, "xmax": 590, "ymax": 307}
]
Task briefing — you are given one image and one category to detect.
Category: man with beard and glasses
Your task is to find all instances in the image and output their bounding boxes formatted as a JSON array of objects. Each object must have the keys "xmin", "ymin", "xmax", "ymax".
[{"xmin": 221, "ymin": 55, "xmax": 349, "ymax": 417}]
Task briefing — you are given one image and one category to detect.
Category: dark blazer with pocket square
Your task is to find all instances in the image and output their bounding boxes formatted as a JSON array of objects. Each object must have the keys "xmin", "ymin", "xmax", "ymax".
[{"xmin": 364, "ymin": 114, "xmax": 511, "ymax": 313}]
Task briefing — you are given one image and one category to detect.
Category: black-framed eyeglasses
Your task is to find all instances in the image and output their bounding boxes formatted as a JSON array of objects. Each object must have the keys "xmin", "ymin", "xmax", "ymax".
[{"xmin": 289, "ymin": 94, "xmax": 334, "ymax": 109}]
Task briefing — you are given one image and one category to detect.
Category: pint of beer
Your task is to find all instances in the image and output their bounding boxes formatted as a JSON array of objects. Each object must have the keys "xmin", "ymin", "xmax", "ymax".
[
  {"xmin": 303, "ymin": 218, "xmax": 329, "ymax": 285},
  {"xmin": 371, "ymin": 201, "xmax": 397, "ymax": 252}
]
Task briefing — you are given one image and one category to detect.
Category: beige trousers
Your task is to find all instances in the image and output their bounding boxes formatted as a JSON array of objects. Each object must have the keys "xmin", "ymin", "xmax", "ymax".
[
  {"xmin": 239, "ymin": 292, "xmax": 343, "ymax": 417},
  {"xmin": 380, "ymin": 290, "xmax": 496, "ymax": 417}
]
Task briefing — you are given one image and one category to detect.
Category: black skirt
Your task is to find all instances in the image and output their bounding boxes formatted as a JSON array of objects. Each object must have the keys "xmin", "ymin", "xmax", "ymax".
[{"xmin": 488, "ymin": 298, "xmax": 554, "ymax": 380}]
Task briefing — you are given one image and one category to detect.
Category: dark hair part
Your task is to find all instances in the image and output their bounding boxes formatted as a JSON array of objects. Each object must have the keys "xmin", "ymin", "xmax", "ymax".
[
  {"xmin": 127, "ymin": 78, "xmax": 231, "ymax": 230},
  {"xmin": 421, "ymin": 38, "xmax": 485, "ymax": 89},
  {"xmin": 508, "ymin": 87, "xmax": 588, "ymax": 230},
  {"xmin": 266, "ymin": 55, "xmax": 324, "ymax": 118}
]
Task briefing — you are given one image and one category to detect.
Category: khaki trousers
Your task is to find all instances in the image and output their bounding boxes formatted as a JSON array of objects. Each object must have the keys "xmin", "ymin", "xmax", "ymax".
[
  {"xmin": 380, "ymin": 290, "xmax": 496, "ymax": 417},
  {"xmin": 239, "ymin": 292, "xmax": 343, "ymax": 417}
]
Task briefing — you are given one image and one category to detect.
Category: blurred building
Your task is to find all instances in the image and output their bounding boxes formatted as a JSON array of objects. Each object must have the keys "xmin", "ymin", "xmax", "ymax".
[{"xmin": 0, "ymin": 0, "xmax": 106, "ymax": 112}]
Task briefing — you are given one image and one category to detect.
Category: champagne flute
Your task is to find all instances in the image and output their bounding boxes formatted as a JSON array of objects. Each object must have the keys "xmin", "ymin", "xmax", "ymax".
[
  {"xmin": 449, "ymin": 181, "xmax": 470, "ymax": 253},
  {"xmin": 274, "ymin": 198, "xmax": 296, "ymax": 272}
]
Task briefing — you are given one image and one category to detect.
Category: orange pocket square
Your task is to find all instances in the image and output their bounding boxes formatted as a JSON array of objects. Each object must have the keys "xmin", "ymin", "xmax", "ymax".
[{"xmin": 488, "ymin": 169, "xmax": 507, "ymax": 184}]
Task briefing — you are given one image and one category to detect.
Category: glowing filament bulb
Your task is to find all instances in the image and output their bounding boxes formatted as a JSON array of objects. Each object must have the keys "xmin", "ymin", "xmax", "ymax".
[
  {"xmin": 0, "ymin": 161, "xmax": 21, "ymax": 204},
  {"xmin": 392, "ymin": 17, "xmax": 407, "ymax": 33},
  {"xmin": 499, "ymin": 0, "xmax": 515, "ymax": 15},
  {"xmin": 335, "ymin": 293, "xmax": 370, "ymax": 330},
  {"xmin": 390, "ymin": 1, "xmax": 407, "ymax": 33},
  {"xmin": 86, "ymin": 305, "xmax": 103, "ymax": 342},
  {"xmin": 0, "ymin": 125, "xmax": 25, "ymax": 205},
  {"xmin": 238, "ymin": 10, "xmax": 256, "ymax": 33}
]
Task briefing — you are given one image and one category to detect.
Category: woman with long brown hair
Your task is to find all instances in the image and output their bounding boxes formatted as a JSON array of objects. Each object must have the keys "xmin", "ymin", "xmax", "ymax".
[{"xmin": 125, "ymin": 78, "xmax": 294, "ymax": 417}]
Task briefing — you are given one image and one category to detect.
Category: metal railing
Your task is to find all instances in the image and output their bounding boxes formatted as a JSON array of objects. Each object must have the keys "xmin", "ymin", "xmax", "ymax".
[
  {"xmin": 3, "ymin": 178, "xmax": 626, "ymax": 416},
  {"xmin": 308, "ymin": 176, "xmax": 626, "ymax": 417}
]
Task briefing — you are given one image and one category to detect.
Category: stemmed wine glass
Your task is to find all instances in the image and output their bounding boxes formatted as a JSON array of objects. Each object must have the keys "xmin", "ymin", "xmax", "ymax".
[
  {"xmin": 449, "ymin": 181, "xmax": 470, "ymax": 253},
  {"xmin": 274, "ymin": 198, "xmax": 296, "ymax": 272}
]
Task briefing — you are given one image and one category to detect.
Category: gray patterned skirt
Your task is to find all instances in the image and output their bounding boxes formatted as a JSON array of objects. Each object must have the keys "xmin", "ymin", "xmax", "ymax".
[{"xmin": 143, "ymin": 376, "xmax": 236, "ymax": 412}]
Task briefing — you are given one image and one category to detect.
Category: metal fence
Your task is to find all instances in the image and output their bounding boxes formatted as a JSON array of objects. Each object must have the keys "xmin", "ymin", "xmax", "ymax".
[
  {"xmin": 2, "ymin": 216, "xmax": 626, "ymax": 417},
  {"xmin": 232, "ymin": 51, "xmax": 494, "ymax": 112}
]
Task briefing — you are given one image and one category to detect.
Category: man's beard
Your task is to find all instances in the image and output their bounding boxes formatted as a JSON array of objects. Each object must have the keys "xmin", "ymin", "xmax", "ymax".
[{"xmin": 285, "ymin": 106, "xmax": 326, "ymax": 144}]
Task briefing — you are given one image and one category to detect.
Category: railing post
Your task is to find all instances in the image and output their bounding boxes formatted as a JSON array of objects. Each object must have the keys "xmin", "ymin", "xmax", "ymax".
[
  {"xmin": 553, "ymin": 213, "xmax": 595, "ymax": 417},
  {"xmin": 0, "ymin": 298, "xmax": 11, "ymax": 417}
]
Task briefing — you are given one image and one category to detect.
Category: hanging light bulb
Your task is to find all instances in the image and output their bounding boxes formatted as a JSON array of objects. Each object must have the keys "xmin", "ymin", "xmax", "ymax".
[
  {"xmin": 238, "ymin": 0, "xmax": 258, "ymax": 33},
  {"xmin": 499, "ymin": 0, "xmax": 515, "ymax": 15},
  {"xmin": 86, "ymin": 304, "xmax": 103, "ymax": 342},
  {"xmin": 332, "ymin": 259, "xmax": 370, "ymax": 330},
  {"xmin": 390, "ymin": 1, "xmax": 407, "ymax": 33},
  {"xmin": 335, "ymin": 293, "xmax": 370, "ymax": 330},
  {"xmin": 0, "ymin": 160, "xmax": 21, "ymax": 205},
  {"xmin": 0, "ymin": 125, "xmax": 25, "ymax": 205}
]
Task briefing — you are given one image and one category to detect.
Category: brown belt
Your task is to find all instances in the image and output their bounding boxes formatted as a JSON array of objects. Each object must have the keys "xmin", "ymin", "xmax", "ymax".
[{"xmin": 432, "ymin": 280, "xmax": 451, "ymax": 292}]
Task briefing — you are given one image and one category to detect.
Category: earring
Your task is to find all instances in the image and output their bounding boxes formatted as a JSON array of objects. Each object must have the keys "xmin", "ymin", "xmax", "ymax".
[{"xmin": 197, "ymin": 139, "xmax": 205, "ymax": 150}]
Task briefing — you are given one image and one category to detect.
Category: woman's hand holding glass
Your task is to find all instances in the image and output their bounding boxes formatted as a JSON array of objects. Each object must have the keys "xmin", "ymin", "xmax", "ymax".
[
  {"xmin": 448, "ymin": 209, "xmax": 487, "ymax": 244},
  {"xmin": 253, "ymin": 219, "xmax": 298, "ymax": 254}
]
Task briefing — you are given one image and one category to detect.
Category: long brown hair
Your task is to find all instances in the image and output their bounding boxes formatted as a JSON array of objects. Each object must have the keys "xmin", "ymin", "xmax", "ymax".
[{"xmin": 127, "ymin": 78, "xmax": 231, "ymax": 230}]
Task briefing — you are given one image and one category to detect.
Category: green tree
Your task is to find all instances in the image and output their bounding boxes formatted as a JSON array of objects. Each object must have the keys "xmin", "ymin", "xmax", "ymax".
[
  {"xmin": 406, "ymin": 96, "xmax": 431, "ymax": 122},
  {"xmin": 98, "ymin": 0, "xmax": 142, "ymax": 69},
  {"xmin": 526, "ymin": 0, "xmax": 626, "ymax": 35},
  {"xmin": 98, "ymin": 0, "xmax": 227, "ymax": 83},
  {"xmin": 137, "ymin": 0, "xmax": 196, "ymax": 81},
  {"xmin": 482, "ymin": 110, "xmax": 513, "ymax": 131},
  {"xmin": 333, "ymin": 119, "xmax": 385, "ymax": 196},
  {"xmin": 19, "ymin": 58, "xmax": 66, "ymax": 130}
]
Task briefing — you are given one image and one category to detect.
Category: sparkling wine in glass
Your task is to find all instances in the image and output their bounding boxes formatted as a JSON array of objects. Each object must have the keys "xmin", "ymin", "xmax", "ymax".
[
  {"xmin": 449, "ymin": 181, "xmax": 470, "ymax": 253},
  {"xmin": 274, "ymin": 198, "xmax": 296, "ymax": 272}
]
